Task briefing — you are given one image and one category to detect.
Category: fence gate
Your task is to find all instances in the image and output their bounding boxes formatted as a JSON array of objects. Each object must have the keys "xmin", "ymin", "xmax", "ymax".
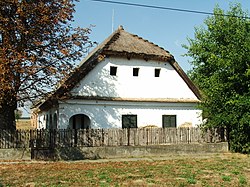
[{"xmin": 30, "ymin": 130, "xmax": 57, "ymax": 159}]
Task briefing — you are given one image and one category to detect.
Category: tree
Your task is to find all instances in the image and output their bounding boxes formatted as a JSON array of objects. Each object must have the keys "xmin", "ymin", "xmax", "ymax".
[
  {"xmin": 15, "ymin": 109, "xmax": 23, "ymax": 120},
  {"xmin": 184, "ymin": 3, "xmax": 250, "ymax": 153},
  {"xmin": 0, "ymin": 0, "xmax": 93, "ymax": 130}
]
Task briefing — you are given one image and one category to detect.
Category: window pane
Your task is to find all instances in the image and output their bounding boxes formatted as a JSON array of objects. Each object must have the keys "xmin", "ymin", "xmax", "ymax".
[
  {"xmin": 110, "ymin": 66, "xmax": 117, "ymax": 76},
  {"xmin": 170, "ymin": 116, "xmax": 176, "ymax": 127},
  {"xmin": 122, "ymin": 115, "xmax": 137, "ymax": 128},
  {"xmin": 162, "ymin": 115, "xmax": 176, "ymax": 128},
  {"xmin": 133, "ymin": 68, "xmax": 139, "ymax": 76},
  {"xmin": 155, "ymin": 69, "xmax": 161, "ymax": 77}
]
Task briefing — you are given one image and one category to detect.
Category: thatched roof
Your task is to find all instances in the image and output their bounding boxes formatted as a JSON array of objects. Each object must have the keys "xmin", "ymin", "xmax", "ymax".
[
  {"xmin": 33, "ymin": 26, "xmax": 201, "ymax": 111},
  {"xmin": 102, "ymin": 25, "xmax": 172, "ymax": 61}
]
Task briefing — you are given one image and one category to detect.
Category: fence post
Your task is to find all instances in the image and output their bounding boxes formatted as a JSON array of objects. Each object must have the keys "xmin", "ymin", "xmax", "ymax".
[
  {"xmin": 74, "ymin": 129, "xmax": 77, "ymax": 147},
  {"xmin": 30, "ymin": 129, "xmax": 34, "ymax": 159},
  {"xmin": 127, "ymin": 128, "xmax": 130, "ymax": 146},
  {"xmin": 188, "ymin": 127, "xmax": 190, "ymax": 144},
  {"xmin": 53, "ymin": 129, "xmax": 57, "ymax": 148}
]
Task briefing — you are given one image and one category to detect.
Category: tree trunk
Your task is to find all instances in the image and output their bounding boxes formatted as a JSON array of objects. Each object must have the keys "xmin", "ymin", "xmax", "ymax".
[{"xmin": 0, "ymin": 94, "xmax": 17, "ymax": 131}]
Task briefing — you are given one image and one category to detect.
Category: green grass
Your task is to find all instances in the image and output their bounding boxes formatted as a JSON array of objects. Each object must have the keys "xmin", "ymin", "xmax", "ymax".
[
  {"xmin": 0, "ymin": 153, "xmax": 249, "ymax": 186},
  {"xmin": 222, "ymin": 175, "xmax": 231, "ymax": 182},
  {"xmin": 239, "ymin": 175, "xmax": 247, "ymax": 185}
]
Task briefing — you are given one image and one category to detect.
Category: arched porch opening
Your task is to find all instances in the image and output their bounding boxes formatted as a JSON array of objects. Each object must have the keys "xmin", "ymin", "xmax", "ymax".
[{"xmin": 69, "ymin": 114, "xmax": 90, "ymax": 129}]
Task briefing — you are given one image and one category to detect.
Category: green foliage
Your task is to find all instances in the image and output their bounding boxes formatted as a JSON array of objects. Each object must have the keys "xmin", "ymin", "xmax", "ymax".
[
  {"xmin": 184, "ymin": 3, "xmax": 250, "ymax": 153},
  {"xmin": 14, "ymin": 109, "xmax": 22, "ymax": 120}
]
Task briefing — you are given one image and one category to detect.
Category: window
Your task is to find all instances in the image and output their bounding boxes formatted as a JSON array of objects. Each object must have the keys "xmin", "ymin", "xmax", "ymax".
[
  {"xmin": 155, "ymin": 68, "xmax": 161, "ymax": 77},
  {"xmin": 122, "ymin": 115, "xmax": 137, "ymax": 128},
  {"xmin": 162, "ymin": 115, "xmax": 176, "ymax": 128},
  {"xmin": 110, "ymin": 66, "xmax": 117, "ymax": 76},
  {"xmin": 133, "ymin": 68, "xmax": 139, "ymax": 76}
]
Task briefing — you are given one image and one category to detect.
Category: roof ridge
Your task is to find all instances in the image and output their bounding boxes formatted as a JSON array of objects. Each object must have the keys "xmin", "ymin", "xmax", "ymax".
[
  {"xmin": 129, "ymin": 32, "xmax": 171, "ymax": 54},
  {"xmin": 77, "ymin": 27, "xmax": 121, "ymax": 67},
  {"xmin": 103, "ymin": 29, "xmax": 121, "ymax": 51}
]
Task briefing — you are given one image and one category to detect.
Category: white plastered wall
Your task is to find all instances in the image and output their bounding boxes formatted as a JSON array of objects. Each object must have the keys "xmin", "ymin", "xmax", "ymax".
[
  {"xmin": 38, "ymin": 56, "xmax": 202, "ymax": 129},
  {"xmin": 71, "ymin": 57, "xmax": 198, "ymax": 100},
  {"xmin": 57, "ymin": 100, "xmax": 202, "ymax": 129},
  {"xmin": 37, "ymin": 107, "xmax": 58, "ymax": 129}
]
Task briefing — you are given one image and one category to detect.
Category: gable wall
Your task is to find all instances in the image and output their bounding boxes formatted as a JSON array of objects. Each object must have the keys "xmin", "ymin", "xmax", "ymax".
[{"xmin": 70, "ymin": 57, "xmax": 198, "ymax": 100}]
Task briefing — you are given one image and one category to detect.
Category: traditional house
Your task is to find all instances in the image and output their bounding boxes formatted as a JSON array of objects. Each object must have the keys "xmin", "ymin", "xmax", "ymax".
[{"xmin": 32, "ymin": 26, "xmax": 202, "ymax": 129}]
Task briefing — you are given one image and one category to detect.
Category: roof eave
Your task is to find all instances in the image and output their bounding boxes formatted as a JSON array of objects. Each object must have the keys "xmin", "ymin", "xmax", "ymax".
[
  {"xmin": 69, "ymin": 96, "xmax": 201, "ymax": 103},
  {"xmin": 103, "ymin": 50, "xmax": 172, "ymax": 62}
]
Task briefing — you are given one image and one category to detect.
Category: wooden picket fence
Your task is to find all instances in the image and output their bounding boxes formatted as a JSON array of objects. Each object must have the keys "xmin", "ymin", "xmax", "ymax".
[{"xmin": 0, "ymin": 128, "xmax": 227, "ymax": 149}]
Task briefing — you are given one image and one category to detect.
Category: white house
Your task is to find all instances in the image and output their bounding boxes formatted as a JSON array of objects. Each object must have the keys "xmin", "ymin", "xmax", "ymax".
[{"xmin": 31, "ymin": 26, "xmax": 202, "ymax": 129}]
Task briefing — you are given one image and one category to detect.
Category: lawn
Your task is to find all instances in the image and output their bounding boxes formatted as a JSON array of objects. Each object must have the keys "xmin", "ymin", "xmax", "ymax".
[{"xmin": 0, "ymin": 153, "xmax": 249, "ymax": 186}]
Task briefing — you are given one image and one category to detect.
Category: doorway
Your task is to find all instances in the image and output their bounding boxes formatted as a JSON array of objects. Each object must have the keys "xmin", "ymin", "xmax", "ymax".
[{"xmin": 69, "ymin": 114, "xmax": 90, "ymax": 129}]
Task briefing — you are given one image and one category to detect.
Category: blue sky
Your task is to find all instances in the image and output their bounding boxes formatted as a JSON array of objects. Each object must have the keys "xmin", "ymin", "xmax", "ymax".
[
  {"xmin": 73, "ymin": 0, "xmax": 249, "ymax": 72},
  {"xmin": 21, "ymin": 0, "xmax": 249, "ymax": 117}
]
